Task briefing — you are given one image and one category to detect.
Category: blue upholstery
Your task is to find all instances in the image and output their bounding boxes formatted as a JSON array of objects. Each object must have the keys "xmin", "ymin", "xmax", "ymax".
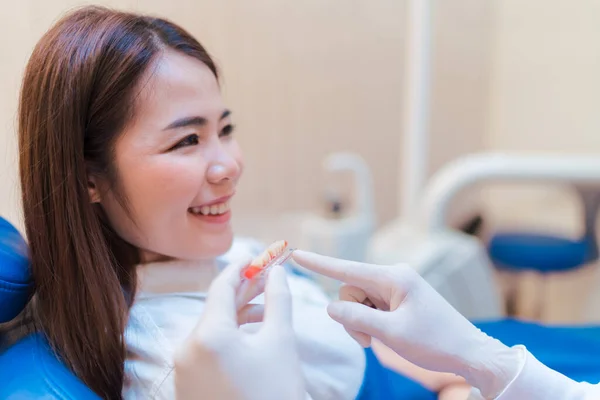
[
  {"xmin": 0, "ymin": 334, "xmax": 100, "ymax": 399},
  {"xmin": 0, "ymin": 216, "xmax": 98, "ymax": 399},
  {"xmin": 357, "ymin": 348, "xmax": 436, "ymax": 400},
  {"xmin": 488, "ymin": 232, "xmax": 594, "ymax": 273},
  {"xmin": 0, "ymin": 217, "xmax": 33, "ymax": 322}
]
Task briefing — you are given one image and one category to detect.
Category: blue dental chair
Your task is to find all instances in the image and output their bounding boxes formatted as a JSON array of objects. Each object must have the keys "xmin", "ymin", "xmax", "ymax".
[
  {"xmin": 0, "ymin": 216, "xmax": 99, "ymax": 399},
  {"xmin": 2, "ymin": 215, "xmax": 600, "ymax": 399},
  {"xmin": 488, "ymin": 187, "xmax": 600, "ymax": 319}
]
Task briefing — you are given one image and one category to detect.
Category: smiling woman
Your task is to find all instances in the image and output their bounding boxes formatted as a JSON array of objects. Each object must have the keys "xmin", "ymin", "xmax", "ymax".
[
  {"xmin": 94, "ymin": 47, "xmax": 243, "ymax": 263},
  {"xmin": 4, "ymin": 5, "xmax": 366, "ymax": 400}
]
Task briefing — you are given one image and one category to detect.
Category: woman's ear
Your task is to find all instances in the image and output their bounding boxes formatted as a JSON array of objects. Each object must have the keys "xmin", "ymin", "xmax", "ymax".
[{"xmin": 88, "ymin": 176, "xmax": 102, "ymax": 203}]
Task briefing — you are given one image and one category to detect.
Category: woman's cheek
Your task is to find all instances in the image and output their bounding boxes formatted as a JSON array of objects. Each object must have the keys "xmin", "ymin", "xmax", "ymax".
[
  {"xmin": 124, "ymin": 161, "xmax": 203, "ymax": 220},
  {"xmin": 231, "ymin": 142, "xmax": 245, "ymax": 177}
]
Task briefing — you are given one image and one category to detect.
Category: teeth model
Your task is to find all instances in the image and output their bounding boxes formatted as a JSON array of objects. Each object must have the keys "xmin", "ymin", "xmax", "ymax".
[{"xmin": 242, "ymin": 240, "xmax": 289, "ymax": 280}]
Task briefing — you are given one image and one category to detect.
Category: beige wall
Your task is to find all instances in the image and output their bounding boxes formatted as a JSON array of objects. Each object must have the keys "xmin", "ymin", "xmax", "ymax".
[
  {"xmin": 0, "ymin": 0, "xmax": 492, "ymax": 232},
  {"xmin": 482, "ymin": 1, "xmax": 600, "ymax": 234},
  {"xmin": 0, "ymin": 2, "xmax": 33, "ymax": 228}
]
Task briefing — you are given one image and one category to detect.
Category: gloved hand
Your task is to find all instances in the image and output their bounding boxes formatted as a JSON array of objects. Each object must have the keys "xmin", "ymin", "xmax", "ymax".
[
  {"xmin": 292, "ymin": 250, "xmax": 525, "ymax": 399},
  {"xmin": 174, "ymin": 260, "xmax": 306, "ymax": 400}
]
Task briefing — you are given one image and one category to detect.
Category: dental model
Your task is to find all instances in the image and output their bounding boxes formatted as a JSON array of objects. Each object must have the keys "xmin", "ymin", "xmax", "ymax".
[{"xmin": 242, "ymin": 240, "xmax": 295, "ymax": 280}]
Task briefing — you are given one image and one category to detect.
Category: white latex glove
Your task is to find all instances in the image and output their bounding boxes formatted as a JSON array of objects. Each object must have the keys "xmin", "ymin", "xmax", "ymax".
[
  {"xmin": 292, "ymin": 250, "xmax": 525, "ymax": 400},
  {"xmin": 173, "ymin": 260, "xmax": 306, "ymax": 400}
]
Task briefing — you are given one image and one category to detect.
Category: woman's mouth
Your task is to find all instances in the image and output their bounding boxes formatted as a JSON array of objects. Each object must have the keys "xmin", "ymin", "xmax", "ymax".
[
  {"xmin": 189, "ymin": 200, "xmax": 230, "ymax": 216},
  {"xmin": 188, "ymin": 200, "xmax": 232, "ymax": 224}
]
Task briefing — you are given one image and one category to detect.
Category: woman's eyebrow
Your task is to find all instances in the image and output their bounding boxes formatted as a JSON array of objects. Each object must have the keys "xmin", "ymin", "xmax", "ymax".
[
  {"xmin": 164, "ymin": 116, "xmax": 207, "ymax": 130},
  {"xmin": 220, "ymin": 110, "xmax": 231, "ymax": 120},
  {"xmin": 163, "ymin": 110, "xmax": 231, "ymax": 131}
]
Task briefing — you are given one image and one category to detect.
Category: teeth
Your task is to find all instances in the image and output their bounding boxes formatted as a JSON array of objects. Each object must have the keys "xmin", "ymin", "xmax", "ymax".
[
  {"xmin": 190, "ymin": 201, "xmax": 230, "ymax": 216},
  {"xmin": 250, "ymin": 240, "xmax": 289, "ymax": 268}
]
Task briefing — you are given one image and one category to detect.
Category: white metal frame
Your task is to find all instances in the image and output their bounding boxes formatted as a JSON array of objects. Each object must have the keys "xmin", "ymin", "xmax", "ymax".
[
  {"xmin": 420, "ymin": 152, "xmax": 600, "ymax": 232},
  {"xmin": 400, "ymin": 0, "xmax": 432, "ymax": 219}
]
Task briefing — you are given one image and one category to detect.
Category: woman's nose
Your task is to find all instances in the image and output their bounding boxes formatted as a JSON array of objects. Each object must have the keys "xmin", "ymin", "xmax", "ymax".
[{"xmin": 206, "ymin": 153, "xmax": 241, "ymax": 185}]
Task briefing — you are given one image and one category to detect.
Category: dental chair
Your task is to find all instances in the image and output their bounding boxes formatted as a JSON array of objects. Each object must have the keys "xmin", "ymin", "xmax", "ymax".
[
  {"xmin": 488, "ymin": 185, "xmax": 600, "ymax": 319},
  {"xmin": 0, "ymin": 216, "xmax": 99, "ymax": 399},
  {"xmin": 421, "ymin": 153, "xmax": 600, "ymax": 321}
]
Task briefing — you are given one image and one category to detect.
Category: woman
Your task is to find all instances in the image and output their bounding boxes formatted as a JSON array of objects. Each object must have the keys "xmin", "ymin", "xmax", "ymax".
[
  {"xmin": 8, "ymin": 5, "xmax": 476, "ymax": 399},
  {"xmin": 11, "ymin": 6, "xmax": 365, "ymax": 399}
]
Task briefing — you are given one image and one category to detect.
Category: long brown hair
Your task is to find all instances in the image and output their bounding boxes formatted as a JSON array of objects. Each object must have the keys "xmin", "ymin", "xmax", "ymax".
[{"xmin": 16, "ymin": 6, "xmax": 217, "ymax": 398}]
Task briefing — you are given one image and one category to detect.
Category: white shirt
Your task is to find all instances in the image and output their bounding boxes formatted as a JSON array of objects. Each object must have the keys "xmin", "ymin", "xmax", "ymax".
[{"xmin": 123, "ymin": 238, "xmax": 366, "ymax": 400}]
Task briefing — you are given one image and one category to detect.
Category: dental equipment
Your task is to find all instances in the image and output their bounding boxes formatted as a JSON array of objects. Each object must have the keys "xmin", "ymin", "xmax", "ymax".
[
  {"xmin": 369, "ymin": 152, "xmax": 600, "ymax": 321},
  {"xmin": 242, "ymin": 240, "xmax": 295, "ymax": 280}
]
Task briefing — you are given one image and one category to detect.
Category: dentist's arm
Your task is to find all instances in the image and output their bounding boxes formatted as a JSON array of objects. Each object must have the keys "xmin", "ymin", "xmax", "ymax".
[
  {"xmin": 292, "ymin": 250, "xmax": 600, "ymax": 400},
  {"xmin": 173, "ymin": 261, "xmax": 306, "ymax": 400}
]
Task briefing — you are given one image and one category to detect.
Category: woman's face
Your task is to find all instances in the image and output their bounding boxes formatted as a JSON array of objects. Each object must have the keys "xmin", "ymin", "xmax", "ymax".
[{"xmin": 95, "ymin": 49, "xmax": 243, "ymax": 262}]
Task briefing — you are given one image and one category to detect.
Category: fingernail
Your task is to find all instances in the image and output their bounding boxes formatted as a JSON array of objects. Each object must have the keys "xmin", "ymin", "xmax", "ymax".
[{"xmin": 290, "ymin": 249, "xmax": 303, "ymax": 259}]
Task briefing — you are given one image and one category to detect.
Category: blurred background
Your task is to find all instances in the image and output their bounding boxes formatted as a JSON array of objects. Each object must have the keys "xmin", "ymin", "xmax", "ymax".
[{"xmin": 2, "ymin": 0, "xmax": 600, "ymax": 325}]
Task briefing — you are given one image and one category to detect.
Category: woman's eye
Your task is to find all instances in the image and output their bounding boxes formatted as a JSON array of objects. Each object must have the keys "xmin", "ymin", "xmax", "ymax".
[
  {"xmin": 220, "ymin": 124, "xmax": 235, "ymax": 138},
  {"xmin": 170, "ymin": 134, "xmax": 199, "ymax": 151}
]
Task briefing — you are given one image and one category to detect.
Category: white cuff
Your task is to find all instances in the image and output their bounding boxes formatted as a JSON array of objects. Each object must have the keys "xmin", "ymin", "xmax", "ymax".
[
  {"xmin": 494, "ymin": 347, "xmax": 600, "ymax": 399},
  {"xmin": 491, "ymin": 345, "xmax": 527, "ymax": 399}
]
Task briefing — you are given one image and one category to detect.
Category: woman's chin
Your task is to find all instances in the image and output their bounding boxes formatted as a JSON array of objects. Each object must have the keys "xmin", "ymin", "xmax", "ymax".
[
  {"xmin": 138, "ymin": 230, "xmax": 235, "ymax": 263},
  {"xmin": 190, "ymin": 232, "xmax": 234, "ymax": 259}
]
